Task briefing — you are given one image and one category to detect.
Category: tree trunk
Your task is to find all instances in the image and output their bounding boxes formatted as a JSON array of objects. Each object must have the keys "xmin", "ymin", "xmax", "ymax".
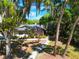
[
  {"xmin": 54, "ymin": 10, "xmax": 64, "ymax": 55},
  {"xmin": 53, "ymin": 0, "xmax": 67, "ymax": 55},
  {"xmin": 63, "ymin": 17, "xmax": 79, "ymax": 56},
  {"xmin": 4, "ymin": 32, "xmax": 11, "ymax": 59}
]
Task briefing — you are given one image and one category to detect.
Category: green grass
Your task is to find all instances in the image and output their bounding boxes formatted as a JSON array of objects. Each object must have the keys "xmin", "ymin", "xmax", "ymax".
[
  {"xmin": 47, "ymin": 40, "xmax": 79, "ymax": 59},
  {"xmin": 67, "ymin": 46, "xmax": 79, "ymax": 59}
]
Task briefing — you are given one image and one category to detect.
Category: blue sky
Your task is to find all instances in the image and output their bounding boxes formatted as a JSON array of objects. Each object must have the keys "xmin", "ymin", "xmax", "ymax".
[{"xmin": 17, "ymin": 0, "xmax": 48, "ymax": 20}]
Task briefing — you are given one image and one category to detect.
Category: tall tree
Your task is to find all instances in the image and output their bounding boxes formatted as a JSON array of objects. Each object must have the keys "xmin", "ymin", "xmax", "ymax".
[
  {"xmin": 54, "ymin": 0, "xmax": 67, "ymax": 55},
  {"xmin": 63, "ymin": 16, "xmax": 79, "ymax": 56},
  {"xmin": 0, "ymin": 0, "xmax": 26, "ymax": 59},
  {"xmin": 63, "ymin": 0, "xmax": 79, "ymax": 56}
]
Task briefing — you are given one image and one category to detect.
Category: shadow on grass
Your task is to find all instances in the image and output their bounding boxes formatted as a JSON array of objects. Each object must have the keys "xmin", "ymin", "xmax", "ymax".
[
  {"xmin": 32, "ymin": 43, "xmax": 65, "ymax": 56},
  {"xmin": 74, "ymin": 47, "xmax": 79, "ymax": 52},
  {"xmin": 10, "ymin": 41, "xmax": 31, "ymax": 59},
  {"xmin": 32, "ymin": 44, "xmax": 54, "ymax": 53}
]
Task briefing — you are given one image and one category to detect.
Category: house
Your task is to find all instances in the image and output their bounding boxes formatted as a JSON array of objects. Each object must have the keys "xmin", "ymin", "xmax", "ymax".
[{"xmin": 14, "ymin": 24, "xmax": 45, "ymax": 38}]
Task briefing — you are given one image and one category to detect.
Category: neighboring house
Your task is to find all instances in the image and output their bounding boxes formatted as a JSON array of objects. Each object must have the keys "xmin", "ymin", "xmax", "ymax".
[
  {"xmin": 15, "ymin": 26, "xmax": 29, "ymax": 38},
  {"xmin": 14, "ymin": 24, "xmax": 45, "ymax": 38}
]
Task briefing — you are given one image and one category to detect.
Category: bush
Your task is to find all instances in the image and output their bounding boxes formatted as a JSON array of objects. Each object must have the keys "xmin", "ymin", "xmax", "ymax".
[{"xmin": 44, "ymin": 46, "xmax": 53, "ymax": 53}]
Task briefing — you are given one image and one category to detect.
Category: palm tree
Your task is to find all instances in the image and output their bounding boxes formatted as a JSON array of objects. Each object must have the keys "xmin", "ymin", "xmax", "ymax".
[
  {"xmin": 62, "ymin": 0, "xmax": 79, "ymax": 56},
  {"xmin": 53, "ymin": 0, "xmax": 67, "ymax": 55},
  {"xmin": 63, "ymin": 17, "xmax": 79, "ymax": 56},
  {"xmin": 54, "ymin": 9, "xmax": 64, "ymax": 55}
]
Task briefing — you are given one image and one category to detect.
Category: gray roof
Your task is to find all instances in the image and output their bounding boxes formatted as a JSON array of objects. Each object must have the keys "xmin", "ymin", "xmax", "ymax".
[{"xmin": 15, "ymin": 24, "xmax": 44, "ymax": 31}]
